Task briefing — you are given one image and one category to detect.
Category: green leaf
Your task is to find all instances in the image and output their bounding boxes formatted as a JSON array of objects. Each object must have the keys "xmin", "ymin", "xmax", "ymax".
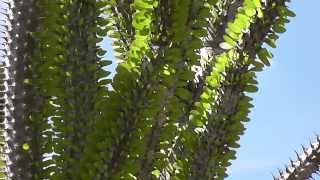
[
  {"xmin": 176, "ymin": 88, "xmax": 192, "ymax": 101},
  {"xmin": 97, "ymin": 69, "xmax": 111, "ymax": 78},
  {"xmin": 257, "ymin": 8, "xmax": 263, "ymax": 18},
  {"xmin": 207, "ymin": 0, "xmax": 219, "ymax": 5},
  {"xmin": 98, "ymin": 79, "xmax": 112, "ymax": 85},
  {"xmin": 265, "ymin": 38, "xmax": 277, "ymax": 48},
  {"xmin": 227, "ymin": 30, "xmax": 242, "ymax": 40},
  {"xmin": 277, "ymin": 6, "xmax": 296, "ymax": 17},
  {"xmin": 198, "ymin": 7, "xmax": 210, "ymax": 18},
  {"xmin": 179, "ymin": 70, "xmax": 194, "ymax": 81},
  {"xmin": 253, "ymin": 0, "xmax": 262, "ymax": 8},
  {"xmin": 191, "ymin": 116, "xmax": 204, "ymax": 127},
  {"xmin": 132, "ymin": 11, "xmax": 152, "ymax": 30},
  {"xmin": 237, "ymin": 14, "xmax": 250, "ymax": 25},
  {"xmin": 244, "ymin": 8, "xmax": 256, "ymax": 17},
  {"xmin": 151, "ymin": 169, "xmax": 161, "ymax": 178},
  {"xmin": 207, "ymin": 75, "xmax": 220, "ymax": 88},
  {"xmin": 229, "ymin": 142, "xmax": 240, "ymax": 148},
  {"xmin": 244, "ymin": 85, "xmax": 258, "ymax": 93},
  {"xmin": 100, "ymin": 60, "xmax": 112, "ymax": 66},
  {"xmin": 97, "ymin": 49, "xmax": 107, "ymax": 56},
  {"xmin": 223, "ymin": 35, "xmax": 237, "ymax": 46},
  {"xmin": 258, "ymin": 48, "xmax": 273, "ymax": 66},
  {"xmin": 250, "ymin": 61, "xmax": 264, "ymax": 72},
  {"xmin": 134, "ymin": 0, "xmax": 156, "ymax": 10},
  {"xmin": 215, "ymin": 61, "xmax": 226, "ymax": 72},
  {"xmin": 188, "ymin": 37, "xmax": 203, "ymax": 49},
  {"xmin": 193, "ymin": 28, "xmax": 208, "ymax": 37},
  {"xmin": 273, "ymin": 24, "xmax": 286, "ymax": 33},
  {"xmin": 227, "ymin": 22, "xmax": 242, "ymax": 34}
]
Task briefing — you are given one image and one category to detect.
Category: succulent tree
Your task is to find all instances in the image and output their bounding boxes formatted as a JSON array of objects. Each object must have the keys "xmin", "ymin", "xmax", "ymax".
[
  {"xmin": 0, "ymin": 0, "xmax": 316, "ymax": 180},
  {"xmin": 275, "ymin": 135, "xmax": 320, "ymax": 180}
]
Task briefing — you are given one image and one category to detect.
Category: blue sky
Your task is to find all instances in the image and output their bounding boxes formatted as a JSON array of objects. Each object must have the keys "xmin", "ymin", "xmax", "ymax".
[{"xmin": 104, "ymin": 1, "xmax": 320, "ymax": 179}]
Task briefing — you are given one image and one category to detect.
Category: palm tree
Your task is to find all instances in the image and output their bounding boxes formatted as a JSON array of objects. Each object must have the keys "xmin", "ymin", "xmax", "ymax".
[{"xmin": 0, "ymin": 0, "xmax": 317, "ymax": 180}]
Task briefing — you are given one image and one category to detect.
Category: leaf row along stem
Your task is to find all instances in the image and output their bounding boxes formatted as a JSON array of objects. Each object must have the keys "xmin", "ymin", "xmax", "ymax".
[
  {"xmin": 107, "ymin": 0, "xmax": 205, "ymax": 178},
  {"xmin": 168, "ymin": 0, "xmax": 294, "ymax": 179},
  {"xmin": 29, "ymin": 0, "xmax": 112, "ymax": 179},
  {"xmin": 162, "ymin": 2, "xmax": 244, "ymax": 175},
  {"xmin": 108, "ymin": 0, "xmax": 135, "ymax": 59},
  {"xmin": 135, "ymin": 0, "xmax": 213, "ymax": 178},
  {"xmin": 164, "ymin": 0, "xmax": 260, "ymax": 178},
  {"xmin": 79, "ymin": 0, "xmax": 159, "ymax": 179},
  {"xmin": 79, "ymin": 1, "xmax": 222, "ymax": 178},
  {"xmin": 55, "ymin": 1, "xmax": 109, "ymax": 179}
]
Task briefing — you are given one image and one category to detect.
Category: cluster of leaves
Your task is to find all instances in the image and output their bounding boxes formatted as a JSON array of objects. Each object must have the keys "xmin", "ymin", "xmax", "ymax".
[
  {"xmin": 0, "ymin": 0, "xmax": 310, "ymax": 180},
  {"xmin": 0, "ymin": 0, "xmax": 111, "ymax": 179}
]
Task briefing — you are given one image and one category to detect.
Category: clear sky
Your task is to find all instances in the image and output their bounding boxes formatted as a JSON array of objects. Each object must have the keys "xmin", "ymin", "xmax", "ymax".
[{"xmin": 103, "ymin": 1, "xmax": 320, "ymax": 179}]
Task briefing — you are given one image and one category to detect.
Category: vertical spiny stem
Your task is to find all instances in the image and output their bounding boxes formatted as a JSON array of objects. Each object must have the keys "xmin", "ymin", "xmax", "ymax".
[
  {"xmin": 0, "ymin": 62, "xmax": 6, "ymax": 179},
  {"xmin": 1, "ymin": 0, "xmax": 42, "ymax": 179}
]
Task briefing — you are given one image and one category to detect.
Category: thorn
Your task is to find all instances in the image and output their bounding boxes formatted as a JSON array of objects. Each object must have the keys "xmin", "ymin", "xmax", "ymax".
[
  {"xmin": 310, "ymin": 141, "xmax": 316, "ymax": 149},
  {"xmin": 278, "ymin": 168, "xmax": 283, "ymax": 176},
  {"xmin": 0, "ymin": 12, "xmax": 9, "ymax": 18},
  {"xmin": 301, "ymin": 144, "xmax": 308, "ymax": 154},
  {"xmin": 271, "ymin": 172, "xmax": 278, "ymax": 180},
  {"xmin": 0, "ymin": 1, "xmax": 9, "ymax": 6},
  {"xmin": 290, "ymin": 159, "xmax": 295, "ymax": 167},
  {"xmin": 295, "ymin": 150, "xmax": 303, "ymax": 162},
  {"xmin": 0, "ymin": 24, "xmax": 8, "ymax": 29},
  {"xmin": 0, "ymin": 49, "xmax": 7, "ymax": 53},
  {"xmin": 0, "ymin": 37, "xmax": 8, "ymax": 41},
  {"xmin": 0, "ymin": 29, "xmax": 7, "ymax": 33},
  {"xmin": 285, "ymin": 165, "xmax": 291, "ymax": 173}
]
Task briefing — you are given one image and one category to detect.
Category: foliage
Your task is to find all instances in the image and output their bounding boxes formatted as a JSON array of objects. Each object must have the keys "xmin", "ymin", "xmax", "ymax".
[{"xmin": 0, "ymin": 0, "xmax": 314, "ymax": 180}]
